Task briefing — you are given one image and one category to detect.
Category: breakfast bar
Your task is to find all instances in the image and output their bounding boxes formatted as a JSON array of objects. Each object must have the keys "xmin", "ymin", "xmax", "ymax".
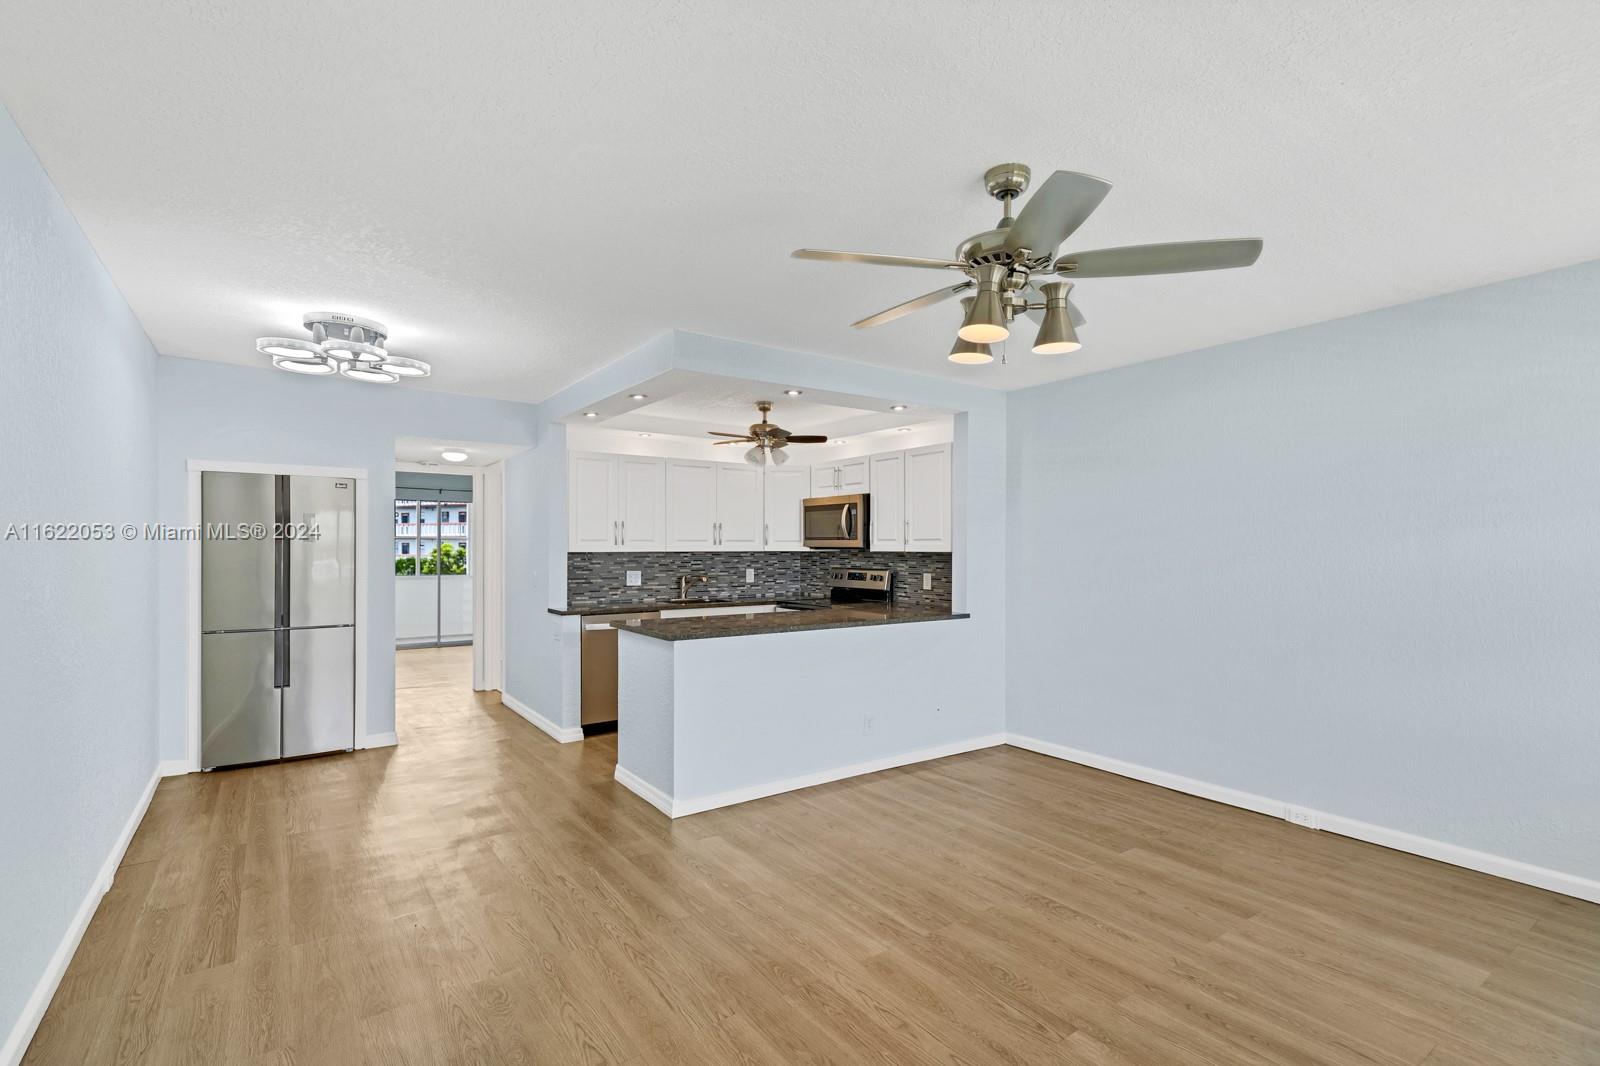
[{"xmin": 611, "ymin": 602, "xmax": 997, "ymax": 818}]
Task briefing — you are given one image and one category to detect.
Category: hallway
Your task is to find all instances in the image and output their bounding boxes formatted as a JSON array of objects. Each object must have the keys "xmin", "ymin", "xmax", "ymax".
[{"xmin": 24, "ymin": 648, "xmax": 1600, "ymax": 1064}]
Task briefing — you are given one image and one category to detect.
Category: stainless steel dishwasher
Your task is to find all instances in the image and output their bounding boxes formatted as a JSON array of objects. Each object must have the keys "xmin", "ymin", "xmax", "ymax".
[{"xmin": 580, "ymin": 611, "xmax": 659, "ymax": 732}]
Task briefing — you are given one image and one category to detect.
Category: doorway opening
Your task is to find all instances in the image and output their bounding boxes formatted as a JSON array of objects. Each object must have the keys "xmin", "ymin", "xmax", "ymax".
[{"xmin": 394, "ymin": 484, "xmax": 474, "ymax": 649}]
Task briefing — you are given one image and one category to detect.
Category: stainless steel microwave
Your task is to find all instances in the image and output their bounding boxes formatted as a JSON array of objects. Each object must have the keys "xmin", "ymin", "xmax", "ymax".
[{"xmin": 803, "ymin": 493, "xmax": 869, "ymax": 549}]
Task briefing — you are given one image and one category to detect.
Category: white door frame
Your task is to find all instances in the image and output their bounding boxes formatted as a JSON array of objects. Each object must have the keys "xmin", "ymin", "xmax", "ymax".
[
  {"xmin": 471, "ymin": 462, "xmax": 507, "ymax": 691},
  {"xmin": 184, "ymin": 459, "xmax": 373, "ymax": 773}
]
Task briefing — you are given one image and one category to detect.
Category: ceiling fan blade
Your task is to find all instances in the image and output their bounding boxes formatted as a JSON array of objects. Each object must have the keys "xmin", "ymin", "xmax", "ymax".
[
  {"xmin": 1054, "ymin": 238, "xmax": 1263, "ymax": 278},
  {"xmin": 708, "ymin": 431, "xmax": 753, "ymax": 438},
  {"xmin": 784, "ymin": 435, "xmax": 828, "ymax": 444},
  {"xmin": 712, "ymin": 438, "xmax": 753, "ymax": 445},
  {"xmin": 793, "ymin": 249, "xmax": 965, "ymax": 270},
  {"xmin": 1004, "ymin": 171, "xmax": 1112, "ymax": 258},
  {"xmin": 852, "ymin": 282, "xmax": 973, "ymax": 329}
]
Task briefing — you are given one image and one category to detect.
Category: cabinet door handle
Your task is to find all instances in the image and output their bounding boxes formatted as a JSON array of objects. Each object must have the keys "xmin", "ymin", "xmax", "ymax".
[{"xmin": 620, "ymin": 519, "xmax": 625, "ymax": 545}]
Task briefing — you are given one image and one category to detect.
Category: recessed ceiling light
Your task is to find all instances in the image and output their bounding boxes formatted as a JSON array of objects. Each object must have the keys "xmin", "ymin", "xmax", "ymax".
[
  {"xmin": 896, "ymin": 427, "xmax": 911, "ymax": 433},
  {"xmin": 441, "ymin": 450, "xmax": 468, "ymax": 463},
  {"xmin": 784, "ymin": 389, "xmax": 803, "ymax": 396},
  {"xmin": 890, "ymin": 404, "xmax": 908, "ymax": 411},
  {"xmin": 835, "ymin": 439, "xmax": 848, "ymax": 445},
  {"xmin": 630, "ymin": 393, "xmax": 648, "ymax": 400},
  {"xmin": 637, "ymin": 433, "xmax": 652, "ymax": 438},
  {"xmin": 582, "ymin": 411, "xmax": 598, "ymax": 418}
]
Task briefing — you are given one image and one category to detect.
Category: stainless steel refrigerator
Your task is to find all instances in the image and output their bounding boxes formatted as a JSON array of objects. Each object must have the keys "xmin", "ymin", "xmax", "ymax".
[{"xmin": 201, "ymin": 472, "xmax": 356, "ymax": 769}]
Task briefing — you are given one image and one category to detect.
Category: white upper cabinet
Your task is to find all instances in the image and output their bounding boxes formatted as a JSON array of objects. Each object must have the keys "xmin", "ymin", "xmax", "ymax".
[
  {"xmin": 810, "ymin": 457, "xmax": 868, "ymax": 497},
  {"xmin": 838, "ymin": 457, "xmax": 868, "ymax": 493},
  {"xmin": 570, "ymin": 444, "xmax": 950, "ymax": 554},
  {"xmin": 715, "ymin": 464, "xmax": 764, "ymax": 550},
  {"xmin": 616, "ymin": 456, "xmax": 667, "ymax": 551},
  {"xmin": 569, "ymin": 453, "xmax": 620, "ymax": 551},
  {"xmin": 665, "ymin": 460, "xmax": 718, "ymax": 551},
  {"xmin": 869, "ymin": 452, "xmax": 905, "ymax": 551},
  {"xmin": 763, "ymin": 466, "xmax": 810, "ymax": 551},
  {"xmin": 904, "ymin": 443, "xmax": 952, "ymax": 551}
]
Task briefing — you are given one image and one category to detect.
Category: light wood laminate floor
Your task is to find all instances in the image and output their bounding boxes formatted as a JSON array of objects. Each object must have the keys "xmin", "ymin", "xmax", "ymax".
[{"xmin": 26, "ymin": 645, "xmax": 1599, "ymax": 1064}]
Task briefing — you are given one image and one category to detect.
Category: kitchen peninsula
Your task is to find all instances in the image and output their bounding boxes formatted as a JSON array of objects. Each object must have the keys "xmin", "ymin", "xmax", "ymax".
[{"xmin": 605, "ymin": 569, "xmax": 994, "ymax": 818}]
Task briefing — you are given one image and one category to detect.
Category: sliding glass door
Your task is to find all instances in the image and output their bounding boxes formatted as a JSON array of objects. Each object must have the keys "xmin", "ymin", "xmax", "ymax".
[{"xmin": 394, "ymin": 476, "xmax": 474, "ymax": 647}]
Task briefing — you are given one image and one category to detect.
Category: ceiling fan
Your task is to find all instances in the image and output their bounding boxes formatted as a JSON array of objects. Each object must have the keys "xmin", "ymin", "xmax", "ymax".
[
  {"xmin": 793, "ymin": 162, "xmax": 1263, "ymax": 364},
  {"xmin": 708, "ymin": 401, "xmax": 828, "ymax": 466}
]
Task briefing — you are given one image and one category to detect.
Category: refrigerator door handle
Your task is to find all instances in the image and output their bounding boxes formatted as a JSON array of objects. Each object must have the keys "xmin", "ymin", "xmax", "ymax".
[
  {"xmin": 273, "ymin": 628, "xmax": 290, "ymax": 688},
  {"xmin": 273, "ymin": 475, "xmax": 290, "ymax": 628}
]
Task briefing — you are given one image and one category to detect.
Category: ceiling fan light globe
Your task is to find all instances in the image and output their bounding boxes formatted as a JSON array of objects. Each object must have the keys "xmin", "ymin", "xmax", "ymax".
[
  {"xmin": 1032, "ymin": 280, "xmax": 1082, "ymax": 354},
  {"xmin": 958, "ymin": 288, "xmax": 1009, "ymax": 344},
  {"xmin": 948, "ymin": 336, "xmax": 994, "ymax": 365},
  {"xmin": 770, "ymin": 446, "xmax": 789, "ymax": 465},
  {"xmin": 744, "ymin": 447, "xmax": 765, "ymax": 466}
]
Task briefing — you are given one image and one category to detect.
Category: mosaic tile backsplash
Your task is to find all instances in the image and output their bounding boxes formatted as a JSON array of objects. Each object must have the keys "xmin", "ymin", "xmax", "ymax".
[{"xmin": 567, "ymin": 551, "xmax": 953, "ymax": 609}]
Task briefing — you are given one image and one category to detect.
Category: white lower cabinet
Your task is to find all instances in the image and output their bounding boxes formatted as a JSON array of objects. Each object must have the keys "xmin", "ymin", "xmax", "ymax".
[{"xmin": 763, "ymin": 466, "xmax": 810, "ymax": 551}]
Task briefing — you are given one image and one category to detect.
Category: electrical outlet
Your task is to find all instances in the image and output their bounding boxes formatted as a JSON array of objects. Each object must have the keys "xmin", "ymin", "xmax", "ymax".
[
  {"xmin": 625, "ymin": 570, "xmax": 642, "ymax": 587},
  {"xmin": 1284, "ymin": 806, "xmax": 1319, "ymax": 830},
  {"xmin": 745, "ymin": 568, "xmax": 755, "ymax": 584},
  {"xmin": 922, "ymin": 572, "xmax": 933, "ymax": 591},
  {"xmin": 862, "ymin": 714, "xmax": 874, "ymax": 736}
]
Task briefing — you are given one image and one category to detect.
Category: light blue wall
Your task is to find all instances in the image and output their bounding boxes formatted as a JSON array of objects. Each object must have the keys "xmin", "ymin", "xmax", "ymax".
[
  {"xmin": 153, "ymin": 357, "xmax": 540, "ymax": 757},
  {"xmin": 1007, "ymin": 259, "xmax": 1600, "ymax": 881},
  {"xmin": 0, "ymin": 109, "xmax": 160, "ymax": 1052}
]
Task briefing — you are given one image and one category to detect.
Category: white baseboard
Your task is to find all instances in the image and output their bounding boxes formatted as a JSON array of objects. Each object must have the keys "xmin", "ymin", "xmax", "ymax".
[
  {"xmin": 157, "ymin": 759, "xmax": 192, "ymax": 777},
  {"xmin": 623, "ymin": 734, "xmax": 1007, "ymax": 819},
  {"xmin": 1004, "ymin": 733, "xmax": 1600, "ymax": 906},
  {"xmin": 360, "ymin": 732, "xmax": 398, "ymax": 749},
  {"xmin": 613, "ymin": 764, "xmax": 676, "ymax": 817},
  {"xmin": 499, "ymin": 692, "xmax": 583, "ymax": 743},
  {"xmin": 2, "ymin": 766, "xmax": 162, "ymax": 1066}
]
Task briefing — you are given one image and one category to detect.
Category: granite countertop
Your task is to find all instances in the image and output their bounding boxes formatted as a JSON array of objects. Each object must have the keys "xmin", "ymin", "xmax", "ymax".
[
  {"xmin": 611, "ymin": 604, "xmax": 970, "ymax": 641},
  {"xmin": 547, "ymin": 597, "xmax": 831, "ymax": 616}
]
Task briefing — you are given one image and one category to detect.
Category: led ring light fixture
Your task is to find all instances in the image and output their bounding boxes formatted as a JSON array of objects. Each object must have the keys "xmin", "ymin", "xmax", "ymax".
[{"xmin": 257, "ymin": 312, "xmax": 432, "ymax": 383}]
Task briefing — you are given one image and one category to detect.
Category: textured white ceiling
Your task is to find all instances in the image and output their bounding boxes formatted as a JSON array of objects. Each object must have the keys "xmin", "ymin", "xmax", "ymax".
[
  {"xmin": 2, "ymin": 2, "xmax": 1598, "ymax": 402},
  {"xmin": 394, "ymin": 436, "xmax": 527, "ymax": 467}
]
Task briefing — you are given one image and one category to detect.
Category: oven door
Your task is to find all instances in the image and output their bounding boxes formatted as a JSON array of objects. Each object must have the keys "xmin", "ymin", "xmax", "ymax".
[{"xmin": 802, "ymin": 494, "xmax": 867, "ymax": 548}]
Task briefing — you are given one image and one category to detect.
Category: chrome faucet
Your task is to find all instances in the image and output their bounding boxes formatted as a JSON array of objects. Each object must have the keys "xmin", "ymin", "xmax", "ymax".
[{"xmin": 678, "ymin": 574, "xmax": 708, "ymax": 600}]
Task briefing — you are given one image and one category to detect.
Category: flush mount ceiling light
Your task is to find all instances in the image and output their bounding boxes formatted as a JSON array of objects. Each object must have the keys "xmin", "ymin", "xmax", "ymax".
[
  {"xmin": 582, "ymin": 411, "xmax": 598, "ymax": 418},
  {"xmin": 256, "ymin": 312, "xmax": 431, "ymax": 383},
  {"xmin": 794, "ymin": 162, "xmax": 1263, "ymax": 364},
  {"xmin": 629, "ymin": 393, "xmax": 648, "ymax": 400},
  {"xmin": 784, "ymin": 389, "xmax": 803, "ymax": 396},
  {"xmin": 890, "ymin": 404, "xmax": 908, "ymax": 411},
  {"xmin": 440, "ymin": 450, "xmax": 469, "ymax": 462}
]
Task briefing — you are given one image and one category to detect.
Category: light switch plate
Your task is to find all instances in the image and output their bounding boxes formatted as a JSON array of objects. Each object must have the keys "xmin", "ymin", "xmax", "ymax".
[
  {"xmin": 745, "ymin": 568, "xmax": 755, "ymax": 583},
  {"xmin": 625, "ymin": 570, "xmax": 642, "ymax": 587},
  {"xmin": 922, "ymin": 572, "xmax": 933, "ymax": 591}
]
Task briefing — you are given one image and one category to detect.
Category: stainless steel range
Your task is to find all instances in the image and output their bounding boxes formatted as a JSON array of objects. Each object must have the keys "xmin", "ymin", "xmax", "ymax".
[{"xmin": 824, "ymin": 567, "xmax": 893, "ymax": 606}]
